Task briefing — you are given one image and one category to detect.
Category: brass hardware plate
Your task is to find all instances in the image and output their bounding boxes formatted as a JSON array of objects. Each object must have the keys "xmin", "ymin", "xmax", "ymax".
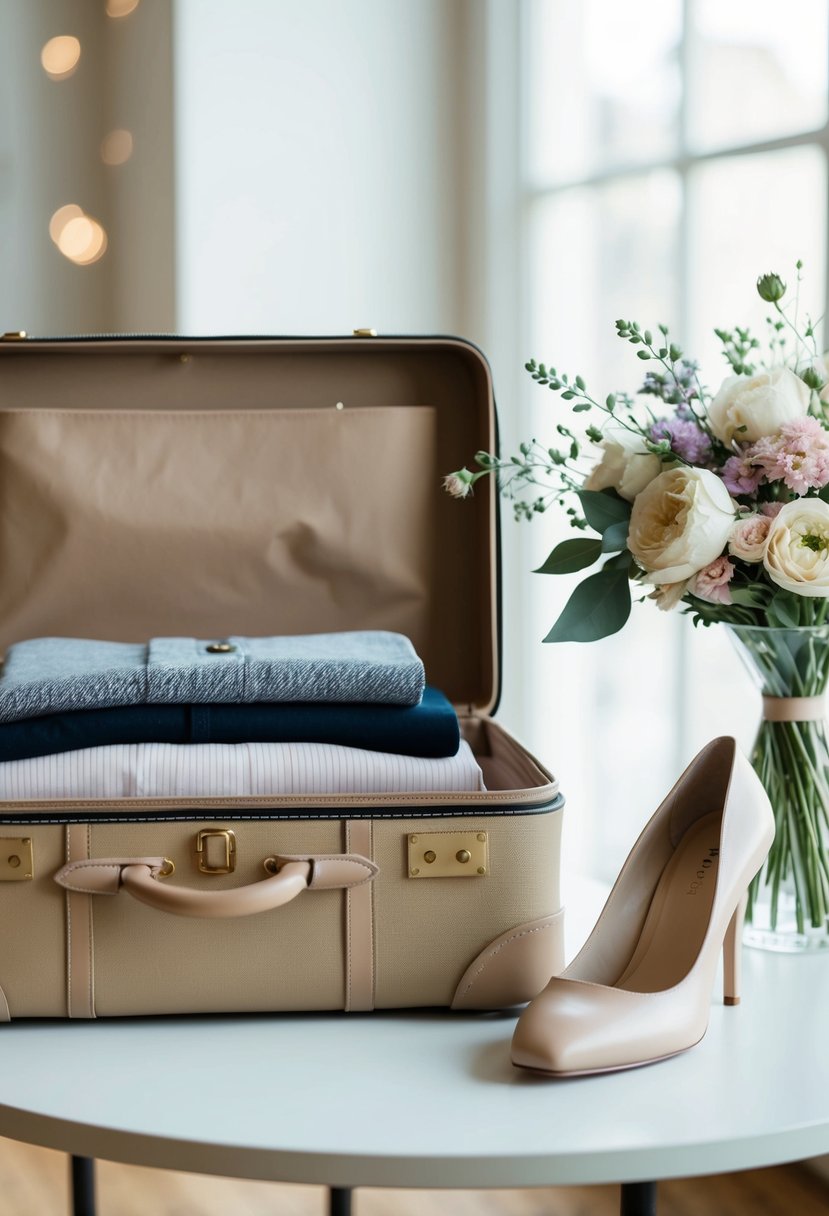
[
  {"xmin": 0, "ymin": 837, "xmax": 33, "ymax": 881},
  {"xmin": 407, "ymin": 831, "xmax": 487, "ymax": 878},
  {"xmin": 352, "ymin": 327, "xmax": 377, "ymax": 337},
  {"xmin": 1, "ymin": 331, "xmax": 27, "ymax": 341},
  {"xmin": 206, "ymin": 642, "xmax": 236, "ymax": 653},
  {"xmin": 195, "ymin": 829, "xmax": 237, "ymax": 874}
]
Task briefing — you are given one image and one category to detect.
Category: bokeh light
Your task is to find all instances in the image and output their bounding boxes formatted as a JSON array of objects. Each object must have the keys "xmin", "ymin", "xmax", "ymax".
[
  {"xmin": 101, "ymin": 129, "xmax": 134, "ymax": 165},
  {"xmin": 40, "ymin": 35, "xmax": 81, "ymax": 81},
  {"xmin": 105, "ymin": 0, "xmax": 140, "ymax": 17},
  {"xmin": 50, "ymin": 209, "xmax": 108, "ymax": 266},
  {"xmin": 48, "ymin": 204, "xmax": 84, "ymax": 245}
]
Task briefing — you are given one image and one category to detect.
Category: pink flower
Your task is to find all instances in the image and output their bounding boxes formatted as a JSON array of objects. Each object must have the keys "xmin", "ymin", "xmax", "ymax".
[
  {"xmin": 750, "ymin": 417, "xmax": 829, "ymax": 495},
  {"xmin": 722, "ymin": 453, "xmax": 765, "ymax": 496},
  {"xmin": 728, "ymin": 514, "xmax": 771, "ymax": 563},
  {"xmin": 692, "ymin": 555, "xmax": 735, "ymax": 604},
  {"xmin": 761, "ymin": 501, "xmax": 785, "ymax": 518}
]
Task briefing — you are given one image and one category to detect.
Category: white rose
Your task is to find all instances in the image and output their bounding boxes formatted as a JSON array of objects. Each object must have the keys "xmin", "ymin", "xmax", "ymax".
[
  {"xmin": 583, "ymin": 429, "xmax": 662, "ymax": 502},
  {"xmin": 763, "ymin": 499, "xmax": 829, "ymax": 597},
  {"xmin": 628, "ymin": 466, "xmax": 736, "ymax": 584},
  {"xmin": 707, "ymin": 367, "xmax": 809, "ymax": 445}
]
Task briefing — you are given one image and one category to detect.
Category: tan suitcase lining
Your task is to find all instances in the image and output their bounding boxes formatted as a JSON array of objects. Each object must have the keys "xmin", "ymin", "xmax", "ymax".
[
  {"xmin": 0, "ymin": 338, "xmax": 498, "ymax": 712},
  {"xmin": 0, "ymin": 404, "xmax": 437, "ymax": 656}
]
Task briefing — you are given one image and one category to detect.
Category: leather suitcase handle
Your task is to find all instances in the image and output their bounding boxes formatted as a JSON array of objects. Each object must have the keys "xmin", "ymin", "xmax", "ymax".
[
  {"xmin": 54, "ymin": 852, "xmax": 378, "ymax": 918},
  {"xmin": 121, "ymin": 860, "xmax": 311, "ymax": 917}
]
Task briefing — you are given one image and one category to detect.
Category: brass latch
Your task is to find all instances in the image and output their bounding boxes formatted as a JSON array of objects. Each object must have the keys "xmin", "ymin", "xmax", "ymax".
[
  {"xmin": 407, "ymin": 831, "xmax": 487, "ymax": 878},
  {"xmin": 195, "ymin": 829, "xmax": 237, "ymax": 874},
  {"xmin": 1, "ymin": 332, "xmax": 27, "ymax": 341},
  {"xmin": 352, "ymin": 327, "xmax": 377, "ymax": 337},
  {"xmin": 0, "ymin": 837, "xmax": 33, "ymax": 881}
]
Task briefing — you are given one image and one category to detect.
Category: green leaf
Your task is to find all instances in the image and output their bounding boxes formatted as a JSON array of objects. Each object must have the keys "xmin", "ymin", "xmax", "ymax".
[
  {"xmin": 601, "ymin": 519, "xmax": 629, "ymax": 552},
  {"xmin": 576, "ymin": 489, "xmax": 632, "ymax": 534},
  {"xmin": 543, "ymin": 568, "xmax": 632, "ymax": 643},
  {"xmin": 730, "ymin": 584, "xmax": 773, "ymax": 608},
  {"xmin": 534, "ymin": 536, "xmax": 602, "ymax": 575},
  {"xmin": 602, "ymin": 550, "xmax": 633, "ymax": 572},
  {"xmin": 766, "ymin": 592, "xmax": 801, "ymax": 628}
]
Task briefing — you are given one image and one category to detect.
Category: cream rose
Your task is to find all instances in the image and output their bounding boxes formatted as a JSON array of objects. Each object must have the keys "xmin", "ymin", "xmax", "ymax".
[
  {"xmin": 707, "ymin": 367, "xmax": 809, "ymax": 445},
  {"xmin": 583, "ymin": 429, "xmax": 662, "ymax": 502},
  {"xmin": 628, "ymin": 467, "xmax": 736, "ymax": 584},
  {"xmin": 763, "ymin": 499, "xmax": 829, "ymax": 596}
]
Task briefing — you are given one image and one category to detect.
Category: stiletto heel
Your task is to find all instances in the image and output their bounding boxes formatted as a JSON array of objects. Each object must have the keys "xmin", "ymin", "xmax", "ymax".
[
  {"xmin": 723, "ymin": 895, "xmax": 747, "ymax": 1006},
  {"xmin": 511, "ymin": 737, "xmax": 775, "ymax": 1077}
]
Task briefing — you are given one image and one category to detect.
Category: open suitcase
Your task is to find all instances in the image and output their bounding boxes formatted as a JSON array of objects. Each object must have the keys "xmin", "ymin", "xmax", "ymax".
[{"xmin": 0, "ymin": 332, "xmax": 564, "ymax": 1019}]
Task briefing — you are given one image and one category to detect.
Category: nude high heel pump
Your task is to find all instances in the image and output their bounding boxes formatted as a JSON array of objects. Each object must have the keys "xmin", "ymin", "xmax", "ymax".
[{"xmin": 511, "ymin": 737, "xmax": 774, "ymax": 1077}]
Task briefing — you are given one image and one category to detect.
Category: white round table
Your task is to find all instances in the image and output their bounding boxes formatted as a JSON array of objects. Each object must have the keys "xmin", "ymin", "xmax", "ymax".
[{"xmin": 0, "ymin": 882, "xmax": 826, "ymax": 1215}]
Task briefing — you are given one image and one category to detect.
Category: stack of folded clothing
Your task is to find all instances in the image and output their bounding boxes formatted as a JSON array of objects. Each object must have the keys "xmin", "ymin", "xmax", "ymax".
[{"xmin": 0, "ymin": 631, "xmax": 485, "ymax": 797}]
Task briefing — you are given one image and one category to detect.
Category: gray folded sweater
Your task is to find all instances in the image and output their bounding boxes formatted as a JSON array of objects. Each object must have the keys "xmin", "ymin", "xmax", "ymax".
[{"xmin": 0, "ymin": 632, "xmax": 425, "ymax": 724}]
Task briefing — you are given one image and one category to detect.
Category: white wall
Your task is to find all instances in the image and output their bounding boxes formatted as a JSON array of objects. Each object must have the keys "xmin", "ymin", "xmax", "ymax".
[{"xmin": 173, "ymin": 0, "xmax": 464, "ymax": 336}]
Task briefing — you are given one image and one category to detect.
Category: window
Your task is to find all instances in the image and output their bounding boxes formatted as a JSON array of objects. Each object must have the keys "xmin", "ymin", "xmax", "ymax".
[{"xmin": 519, "ymin": 0, "xmax": 829, "ymax": 879}]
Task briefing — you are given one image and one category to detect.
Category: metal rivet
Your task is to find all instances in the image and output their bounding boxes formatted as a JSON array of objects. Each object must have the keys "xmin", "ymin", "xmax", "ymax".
[
  {"xmin": 410, "ymin": 867, "xmax": 420, "ymax": 876},
  {"xmin": 410, "ymin": 835, "xmax": 418, "ymax": 843},
  {"xmin": 477, "ymin": 833, "xmax": 486, "ymax": 842},
  {"xmin": 206, "ymin": 642, "xmax": 236, "ymax": 654},
  {"xmin": 264, "ymin": 858, "xmax": 279, "ymax": 875},
  {"xmin": 7, "ymin": 855, "xmax": 20, "ymax": 868},
  {"xmin": 477, "ymin": 866, "xmax": 486, "ymax": 875},
  {"xmin": 423, "ymin": 850, "xmax": 436, "ymax": 864},
  {"xmin": 335, "ymin": 401, "xmax": 345, "ymax": 410},
  {"xmin": 456, "ymin": 850, "xmax": 471, "ymax": 864},
  {"xmin": 179, "ymin": 353, "xmax": 191, "ymax": 363}
]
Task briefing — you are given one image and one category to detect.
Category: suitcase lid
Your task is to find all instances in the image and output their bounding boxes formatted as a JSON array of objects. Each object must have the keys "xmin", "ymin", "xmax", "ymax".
[{"xmin": 0, "ymin": 334, "xmax": 499, "ymax": 714}]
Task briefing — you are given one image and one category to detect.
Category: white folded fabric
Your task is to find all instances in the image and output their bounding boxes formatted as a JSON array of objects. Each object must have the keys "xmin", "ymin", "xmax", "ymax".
[{"xmin": 0, "ymin": 739, "xmax": 485, "ymax": 799}]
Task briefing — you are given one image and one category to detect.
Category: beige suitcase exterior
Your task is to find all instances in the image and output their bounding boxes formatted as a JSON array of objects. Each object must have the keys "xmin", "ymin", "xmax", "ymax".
[{"xmin": 0, "ymin": 333, "xmax": 564, "ymax": 1019}]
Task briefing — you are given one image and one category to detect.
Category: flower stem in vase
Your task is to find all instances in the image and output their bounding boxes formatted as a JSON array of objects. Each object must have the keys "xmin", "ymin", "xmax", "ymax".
[{"xmin": 729, "ymin": 624, "xmax": 829, "ymax": 951}]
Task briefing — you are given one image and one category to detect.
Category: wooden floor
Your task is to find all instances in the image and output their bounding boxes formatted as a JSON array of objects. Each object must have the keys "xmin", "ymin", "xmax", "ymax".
[{"xmin": 0, "ymin": 1139, "xmax": 825, "ymax": 1215}]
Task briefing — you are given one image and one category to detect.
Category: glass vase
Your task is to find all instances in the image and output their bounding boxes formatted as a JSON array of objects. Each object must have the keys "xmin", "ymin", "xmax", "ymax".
[{"xmin": 727, "ymin": 624, "xmax": 829, "ymax": 951}]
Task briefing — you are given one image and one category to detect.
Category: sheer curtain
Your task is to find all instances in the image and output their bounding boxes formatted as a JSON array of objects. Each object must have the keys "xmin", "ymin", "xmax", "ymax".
[{"xmin": 516, "ymin": 0, "xmax": 829, "ymax": 882}]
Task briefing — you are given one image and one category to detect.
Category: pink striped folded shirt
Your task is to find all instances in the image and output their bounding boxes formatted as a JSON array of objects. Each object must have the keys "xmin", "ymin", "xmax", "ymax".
[{"xmin": 0, "ymin": 740, "xmax": 486, "ymax": 799}]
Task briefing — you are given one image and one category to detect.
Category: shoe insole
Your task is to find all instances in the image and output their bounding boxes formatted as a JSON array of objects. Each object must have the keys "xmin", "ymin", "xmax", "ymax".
[{"xmin": 614, "ymin": 811, "xmax": 723, "ymax": 994}]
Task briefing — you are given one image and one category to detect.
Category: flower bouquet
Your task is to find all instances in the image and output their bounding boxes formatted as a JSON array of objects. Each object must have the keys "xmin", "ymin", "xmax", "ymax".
[{"xmin": 446, "ymin": 268, "xmax": 829, "ymax": 949}]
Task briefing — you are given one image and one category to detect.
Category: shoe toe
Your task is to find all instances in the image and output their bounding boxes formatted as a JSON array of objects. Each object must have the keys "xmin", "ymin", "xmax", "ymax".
[
  {"xmin": 511, "ymin": 977, "xmax": 700, "ymax": 1076},
  {"xmin": 511, "ymin": 978, "xmax": 605, "ymax": 1074}
]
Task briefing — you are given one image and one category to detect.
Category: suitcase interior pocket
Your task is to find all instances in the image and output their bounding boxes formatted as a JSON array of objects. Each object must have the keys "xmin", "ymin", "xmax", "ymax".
[{"xmin": 0, "ymin": 404, "xmax": 437, "ymax": 648}]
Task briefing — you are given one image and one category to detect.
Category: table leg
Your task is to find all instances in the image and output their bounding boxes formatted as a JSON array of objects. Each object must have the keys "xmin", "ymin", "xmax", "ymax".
[
  {"xmin": 620, "ymin": 1180, "xmax": 657, "ymax": 1216},
  {"xmin": 70, "ymin": 1155, "xmax": 97, "ymax": 1216},
  {"xmin": 329, "ymin": 1186, "xmax": 352, "ymax": 1216}
]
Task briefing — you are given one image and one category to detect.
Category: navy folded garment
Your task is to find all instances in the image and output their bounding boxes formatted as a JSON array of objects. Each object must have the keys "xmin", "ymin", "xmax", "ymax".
[{"xmin": 0, "ymin": 686, "xmax": 460, "ymax": 763}]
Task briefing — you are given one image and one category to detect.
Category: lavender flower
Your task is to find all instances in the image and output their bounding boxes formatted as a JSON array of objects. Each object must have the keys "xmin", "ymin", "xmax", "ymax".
[
  {"xmin": 649, "ymin": 417, "xmax": 712, "ymax": 465},
  {"xmin": 721, "ymin": 452, "xmax": 765, "ymax": 496}
]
